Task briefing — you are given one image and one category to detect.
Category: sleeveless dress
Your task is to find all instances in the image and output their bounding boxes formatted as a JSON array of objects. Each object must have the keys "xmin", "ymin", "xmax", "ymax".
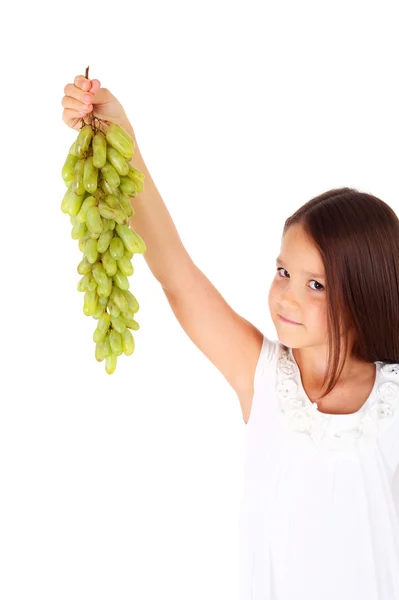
[{"xmin": 238, "ymin": 335, "xmax": 399, "ymax": 600}]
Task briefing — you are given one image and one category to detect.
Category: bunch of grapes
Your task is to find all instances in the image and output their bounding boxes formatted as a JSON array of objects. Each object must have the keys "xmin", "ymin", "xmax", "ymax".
[{"xmin": 61, "ymin": 114, "xmax": 146, "ymax": 374}]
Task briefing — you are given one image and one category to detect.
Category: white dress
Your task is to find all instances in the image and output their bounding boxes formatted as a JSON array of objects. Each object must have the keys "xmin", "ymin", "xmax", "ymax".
[{"xmin": 238, "ymin": 335, "xmax": 399, "ymax": 600}]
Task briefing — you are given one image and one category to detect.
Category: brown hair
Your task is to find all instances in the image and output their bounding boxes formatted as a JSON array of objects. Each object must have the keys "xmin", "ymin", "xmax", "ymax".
[{"xmin": 282, "ymin": 186, "xmax": 399, "ymax": 399}]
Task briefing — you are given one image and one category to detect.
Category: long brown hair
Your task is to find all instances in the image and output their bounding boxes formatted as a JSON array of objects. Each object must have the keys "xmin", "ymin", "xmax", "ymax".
[{"xmin": 282, "ymin": 186, "xmax": 399, "ymax": 399}]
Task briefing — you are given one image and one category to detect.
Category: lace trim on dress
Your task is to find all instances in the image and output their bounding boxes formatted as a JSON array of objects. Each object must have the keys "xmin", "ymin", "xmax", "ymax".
[{"xmin": 276, "ymin": 344, "xmax": 399, "ymax": 451}]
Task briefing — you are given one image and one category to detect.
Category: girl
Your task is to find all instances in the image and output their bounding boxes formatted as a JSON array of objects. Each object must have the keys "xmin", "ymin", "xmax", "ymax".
[{"xmin": 62, "ymin": 75, "xmax": 399, "ymax": 600}]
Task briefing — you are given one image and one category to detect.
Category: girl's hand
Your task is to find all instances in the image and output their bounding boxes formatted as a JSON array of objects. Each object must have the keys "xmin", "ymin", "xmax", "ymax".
[{"xmin": 61, "ymin": 74, "xmax": 133, "ymax": 134}]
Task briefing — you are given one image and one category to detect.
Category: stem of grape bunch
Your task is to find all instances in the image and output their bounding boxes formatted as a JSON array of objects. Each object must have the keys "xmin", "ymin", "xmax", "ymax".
[
  {"xmin": 80, "ymin": 66, "xmax": 111, "ymax": 133},
  {"xmin": 60, "ymin": 66, "xmax": 146, "ymax": 374}
]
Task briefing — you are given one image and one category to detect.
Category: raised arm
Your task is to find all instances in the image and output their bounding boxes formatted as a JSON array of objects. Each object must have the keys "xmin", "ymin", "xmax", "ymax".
[{"xmin": 125, "ymin": 123, "xmax": 264, "ymax": 420}]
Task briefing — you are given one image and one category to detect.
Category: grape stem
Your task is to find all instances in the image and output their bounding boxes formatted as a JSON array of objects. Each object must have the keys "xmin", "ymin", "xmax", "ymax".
[{"xmin": 80, "ymin": 65, "xmax": 111, "ymax": 132}]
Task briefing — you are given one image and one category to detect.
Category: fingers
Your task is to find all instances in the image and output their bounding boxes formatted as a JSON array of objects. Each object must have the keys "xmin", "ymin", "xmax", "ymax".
[
  {"xmin": 62, "ymin": 74, "xmax": 101, "ymax": 128},
  {"xmin": 74, "ymin": 74, "xmax": 101, "ymax": 95},
  {"xmin": 61, "ymin": 94, "xmax": 93, "ymax": 128},
  {"xmin": 89, "ymin": 79, "xmax": 101, "ymax": 95},
  {"xmin": 62, "ymin": 95, "xmax": 93, "ymax": 115},
  {"xmin": 64, "ymin": 82, "xmax": 94, "ymax": 105},
  {"xmin": 74, "ymin": 74, "xmax": 101, "ymax": 92},
  {"xmin": 61, "ymin": 108, "xmax": 90, "ymax": 131}
]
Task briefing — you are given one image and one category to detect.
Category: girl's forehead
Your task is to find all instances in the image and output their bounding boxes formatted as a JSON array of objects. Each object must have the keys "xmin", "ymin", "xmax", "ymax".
[{"xmin": 280, "ymin": 231, "xmax": 325, "ymax": 276}]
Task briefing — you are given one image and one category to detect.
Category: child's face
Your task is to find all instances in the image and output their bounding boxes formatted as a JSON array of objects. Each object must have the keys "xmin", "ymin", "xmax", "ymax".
[{"xmin": 268, "ymin": 223, "xmax": 328, "ymax": 347}]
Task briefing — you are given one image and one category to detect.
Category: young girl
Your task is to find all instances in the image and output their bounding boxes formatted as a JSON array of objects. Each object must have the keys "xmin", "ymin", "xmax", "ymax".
[{"xmin": 62, "ymin": 75, "xmax": 399, "ymax": 600}]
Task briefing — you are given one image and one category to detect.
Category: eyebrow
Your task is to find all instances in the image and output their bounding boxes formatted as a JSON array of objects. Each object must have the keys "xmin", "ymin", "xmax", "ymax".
[{"xmin": 275, "ymin": 256, "xmax": 325, "ymax": 279}]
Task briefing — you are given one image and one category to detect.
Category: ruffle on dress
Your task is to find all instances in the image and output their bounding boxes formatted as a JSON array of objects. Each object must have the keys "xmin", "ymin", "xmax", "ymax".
[{"xmin": 276, "ymin": 345, "xmax": 399, "ymax": 451}]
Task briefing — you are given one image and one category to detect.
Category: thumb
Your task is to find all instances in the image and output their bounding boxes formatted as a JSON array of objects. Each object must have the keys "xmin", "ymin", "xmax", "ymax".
[{"xmin": 88, "ymin": 79, "xmax": 101, "ymax": 95}]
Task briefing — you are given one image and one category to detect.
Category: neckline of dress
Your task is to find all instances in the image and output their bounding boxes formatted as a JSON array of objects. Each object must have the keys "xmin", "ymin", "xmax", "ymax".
[{"xmin": 285, "ymin": 345, "xmax": 380, "ymax": 418}]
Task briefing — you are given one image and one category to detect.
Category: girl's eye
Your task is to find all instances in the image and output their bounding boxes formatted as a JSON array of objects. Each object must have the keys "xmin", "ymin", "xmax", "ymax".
[{"xmin": 275, "ymin": 267, "xmax": 325, "ymax": 292}]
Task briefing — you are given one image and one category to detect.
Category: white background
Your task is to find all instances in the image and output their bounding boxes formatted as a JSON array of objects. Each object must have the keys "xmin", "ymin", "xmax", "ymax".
[{"xmin": 1, "ymin": 0, "xmax": 399, "ymax": 598}]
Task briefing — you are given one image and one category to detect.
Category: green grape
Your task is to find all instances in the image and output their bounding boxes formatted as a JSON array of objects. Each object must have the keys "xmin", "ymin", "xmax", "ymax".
[
  {"xmin": 77, "ymin": 256, "xmax": 92, "ymax": 275},
  {"xmin": 108, "ymin": 298, "xmax": 121, "ymax": 317},
  {"xmin": 101, "ymin": 178, "xmax": 117, "ymax": 196},
  {"xmin": 100, "ymin": 161, "xmax": 120, "ymax": 189},
  {"xmin": 96, "ymin": 336, "xmax": 112, "ymax": 361},
  {"xmin": 79, "ymin": 235, "xmax": 89, "ymax": 253},
  {"xmin": 106, "ymin": 276, "xmax": 113, "ymax": 296},
  {"xmin": 98, "ymin": 210, "xmax": 116, "ymax": 233},
  {"xmin": 121, "ymin": 308, "xmax": 135, "ymax": 320},
  {"xmin": 99, "ymin": 198, "xmax": 128, "ymax": 225},
  {"xmin": 92, "ymin": 304, "xmax": 105, "ymax": 320},
  {"xmin": 101, "ymin": 249, "xmax": 118, "ymax": 277},
  {"xmin": 104, "ymin": 194, "xmax": 120, "ymax": 210},
  {"xmin": 73, "ymin": 158, "xmax": 86, "ymax": 196},
  {"xmin": 127, "ymin": 164, "xmax": 145, "ymax": 183},
  {"xmin": 110, "ymin": 287, "xmax": 128, "ymax": 313},
  {"xmin": 105, "ymin": 353, "xmax": 117, "ymax": 374},
  {"xmin": 86, "ymin": 206, "xmax": 103, "ymax": 235},
  {"xmin": 124, "ymin": 318, "xmax": 140, "ymax": 330},
  {"xmin": 69, "ymin": 140, "xmax": 79, "ymax": 157},
  {"xmin": 76, "ymin": 195, "xmax": 96, "ymax": 223},
  {"xmin": 104, "ymin": 336, "xmax": 112, "ymax": 357},
  {"xmin": 114, "ymin": 187, "xmax": 134, "ymax": 217},
  {"xmin": 119, "ymin": 176, "xmax": 136, "ymax": 197},
  {"xmin": 109, "ymin": 237, "xmax": 124, "ymax": 261},
  {"xmin": 92, "ymin": 262, "xmax": 108, "ymax": 287},
  {"xmin": 86, "ymin": 272, "xmax": 97, "ymax": 292},
  {"xmin": 97, "ymin": 282, "xmax": 110, "ymax": 299},
  {"xmin": 108, "ymin": 300, "xmax": 120, "ymax": 318},
  {"xmin": 98, "ymin": 200, "xmax": 119, "ymax": 221},
  {"xmin": 83, "ymin": 289, "xmax": 98, "ymax": 316},
  {"xmin": 75, "ymin": 124, "xmax": 93, "ymax": 158},
  {"xmin": 92, "ymin": 132, "xmax": 107, "ymax": 168},
  {"xmin": 77, "ymin": 273, "xmax": 90, "ymax": 292},
  {"xmin": 96, "ymin": 273, "xmax": 112, "ymax": 297},
  {"xmin": 113, "ymin": 268, "xmax": 129, "ymax": 291},
  {"xmin": 101, "ymin": 217, "xmax": 110, "ymax": 233},
  {"xmin": 110, "ymin": 314, "xmax": 126, "ymax": 334},
  {"xmin": 115, "ymin": 224, "xmax": 146, "ymax": 255},
  {"xmin": 97, "ymin": 230, "xmax": 113, "ymax": 253},
  {"xmin": 105, "ymin": 123, "xmax": 134, "ymax": 160},
  {"xmin": 71, "ymin": 221, "xmax": 87, "ymax": 240},
  {"xmin": 109, "ymin": 330, "xmax": 123, "ymax": 355},
  {"xmin": 122, "ymin": 329, "xmax": 135, "ymax": 355},
  {"xmin": 98, "ymin": 295, "xmax": 108, "ymax": 307},
  {"xmin": 117, "ymin": 255, "xmax": 134, "ymax": 277},
  {"xmin": 121, "ymin": 289, "xmax": 140, "ymax": 313},
  {"xmin": 93, "ymin": 311, "xmax": 111, "ymax": 343},
  {"xmin": 83, "ymin": 156, "xmax": 98, "ymax": 194},
  {"xmin": 115, "ymin": 202, "xmax": 130, "ymax": 224},
  {"xmin": 85, "ymin": 238, "xmax": 99, "ymax": 264},
  {"xmin": 62, "ymin": 153, "xmax": 79, "ymax": 184},
  {"xmin": 106, "ymin": 146, "xmax": 130, "ymax": 176},
  {"xmin": 62, "ymin": 183, "xmax": 86, "ymax": 216},
  {"xmin": 126, "ymin": 165, "xmax": 144, "ymax": 194},
  {"xmin": 95, "ymin": 341, "xmax": 106, "ymax": 362},
  {"xmin": 114, "ymin": 209, "xmax": 129, "ymax": 226}
]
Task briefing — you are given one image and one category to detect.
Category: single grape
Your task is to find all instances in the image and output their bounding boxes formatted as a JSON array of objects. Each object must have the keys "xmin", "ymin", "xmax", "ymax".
[
  {"xmin": 105, "ymin": 353, "xmax": 117, "ymax": 374},
  {"xmin": 122, "ymin": 329, "xmax": 135, "ymax": 355}
]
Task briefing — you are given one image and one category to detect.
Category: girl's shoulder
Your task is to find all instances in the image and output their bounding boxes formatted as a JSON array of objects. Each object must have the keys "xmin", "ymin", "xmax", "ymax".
[{"xmin": 240, "ymin": 334, "xmax": 280, "ymax": 424}]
